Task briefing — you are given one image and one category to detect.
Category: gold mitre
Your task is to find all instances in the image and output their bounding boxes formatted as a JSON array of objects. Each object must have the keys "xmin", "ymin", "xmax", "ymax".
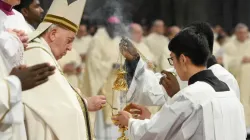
[{"xmin": 28, "ymin": 0, "xmax": 86, "ymax": 42}]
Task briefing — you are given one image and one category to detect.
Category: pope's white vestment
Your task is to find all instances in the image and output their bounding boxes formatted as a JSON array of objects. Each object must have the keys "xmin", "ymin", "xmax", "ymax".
[{"xmin": 23, "ymin": 37, "xmax": 90, "ymax": 140}]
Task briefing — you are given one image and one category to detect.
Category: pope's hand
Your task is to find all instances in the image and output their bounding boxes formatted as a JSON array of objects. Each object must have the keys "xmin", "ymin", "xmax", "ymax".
[
  {"xmin": 242, "ymin": 56, "xmax": 250, "ymax": 64},
  {"xmin": 112, "ymin": 111, "xmax": 132, "ymax": 128},
  {"xmin": 119, "ymin": 37, "xmax": 139, "ymax": 61},
  {"xmin": 7, "ymin": 29, "xmax": 29, "ymax": 49},
  {"xmin": 160, "ymin": 70, "xmax": 180, "ymax": 97},
  {"xmin": 124, "ymin": 103, "xmax": 151, "ymax": 120},
  {"xmin": 87, "ymin": 95, "xmax": 106, "ymax": 112}
]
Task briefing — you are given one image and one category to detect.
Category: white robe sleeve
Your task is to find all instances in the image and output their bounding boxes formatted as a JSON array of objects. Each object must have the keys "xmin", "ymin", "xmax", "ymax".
[
  {"xmin": 0, "ymin": 31, "xmax": 23, "ymax": 72},
  {"xmin": 127, "ymin": 58, "xmax": 188, "ymax": 106},
  {"xmin": 128, "ymin": 95, "xmax": 200, "ymax": 140},
  {"xmin": 0, "ymin": 75, "xmax": 22, "ymax": 125},
  {"xmin": 127, "ymin": 58, "xmax": 166, "ymax": 106}
]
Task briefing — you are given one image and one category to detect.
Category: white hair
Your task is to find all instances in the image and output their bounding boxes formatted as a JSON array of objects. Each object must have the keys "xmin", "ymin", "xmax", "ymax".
[
  {"xmin": 47, "ymin": 24, "xmax": 59, "ymax": 32},
  {"xmin": 153, "ymin": 20, "xmax": 164, "ymax": 27},
  {"xmin": 235, "ymin": 23, "xmax": 248, "ymax": 32},
  {"xmin": 40, "ymin": 24, "xmax": 59, "ymax": 37}
]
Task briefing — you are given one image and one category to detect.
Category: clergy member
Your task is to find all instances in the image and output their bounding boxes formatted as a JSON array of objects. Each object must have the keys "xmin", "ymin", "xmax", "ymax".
[
  {"xmin": 73, "ymin": 21, "xmax": 92, "ymax": 63},
  {"xmin": 0, "ymin": 29, "xmax": 55, "ymax": 140},
  {"xmin": 22, "ymin": 0, "xmax": 106, "ymax": 140},
  {"xmin": 0, "ymin": 0, "xmax": 33, "ymax": 33},
  {"xmin": 83, "ymin": 16, "xmax": 122, "ymax": 140},
  {"xmin": 113, "ymin": 25, "xmax": 246, "ymax": 140},
  {"xmin": 128, "ymin": 23, "xmax": 162, "ymax": 114},
  {"xmin": 14, "ymin": 0, "xmax": 44, "ymax": 31},
  {"xmin": 129, "ymin": 23, "xmax": 154, "ymax": 64},
  {"xmin": 58, "ymin": 47, "xmax": 82, "ymax": 88},
  {"xmin": 223, "ymin": 23, "xmax": 250, "ymax": 131},
  {"xmin": 144, "ymin": 19, "xmax": 171, "ymax": 72}
]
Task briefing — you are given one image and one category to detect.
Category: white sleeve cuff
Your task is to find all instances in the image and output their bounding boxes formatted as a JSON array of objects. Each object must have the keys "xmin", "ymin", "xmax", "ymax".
[
  {"xmin": 128, "ymin": 118, "xmax": 136, "ymax": 138},
  {"xmin": 6, "ymin": 75, "xmax": 22, "ymax": 104},
  {"xmin": 2, "ymin": 75, "xmax": 23, "ymax": 124},
  {"xmin": 134, "ymin": 58, "xmax": 146, "ymax": 77}
]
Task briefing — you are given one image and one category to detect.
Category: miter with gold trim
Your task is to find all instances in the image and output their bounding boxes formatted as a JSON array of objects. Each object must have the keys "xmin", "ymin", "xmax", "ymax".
[{"xmin": 28, "ymin": 0, "xmax": 86, "ymax": 42}]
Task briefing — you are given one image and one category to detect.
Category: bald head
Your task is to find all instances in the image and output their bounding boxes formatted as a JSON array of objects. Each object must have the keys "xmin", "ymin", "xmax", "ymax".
[
  {"xmin": 152, "ymin": 20, "xmax": 165, "ymax": 35},
  {"xmin": 129, "ymin": 23, "xmax": 143, "ymax": 43},
  {"xmin": 168, "ymin": 26, "xmax": 181, "ymax": 40}
]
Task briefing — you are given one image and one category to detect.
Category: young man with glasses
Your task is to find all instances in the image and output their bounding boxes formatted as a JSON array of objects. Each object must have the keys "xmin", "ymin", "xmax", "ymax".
[
  {"xmin": 113, "ymin": 23, "xmax": 246, "ymax": 140},
  {"xmin": 119, "ymin": 22, "xmax": 240, "ymax": 107}
]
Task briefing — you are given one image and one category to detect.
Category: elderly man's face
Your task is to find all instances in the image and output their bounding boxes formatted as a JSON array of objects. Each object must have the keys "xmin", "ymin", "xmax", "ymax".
[
  {"xmin": 154, "ymin": 21, "xmax": 165, "ymax": 35},
  {"xmin": 49, "ymin": 27, "xmax": 75, "ymax": 60},
  {"xmin": 236, "ymin": 28, "xmax": 249, "ymax": 42},
  {"xmin": 131, "ymin": 27, "xmax": 143, "ymax": 43}
]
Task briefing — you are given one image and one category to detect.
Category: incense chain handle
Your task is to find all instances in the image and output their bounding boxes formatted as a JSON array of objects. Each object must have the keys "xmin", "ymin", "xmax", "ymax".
[{"xmin": 120, "ymin": 37, "xmax": 156, "ymax": 69}]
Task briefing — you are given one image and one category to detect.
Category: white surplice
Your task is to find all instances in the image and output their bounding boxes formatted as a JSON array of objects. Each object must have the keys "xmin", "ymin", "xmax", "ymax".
[
  {"xmin": 0, "ymin": 9, "xmax": 32, "ymax": 33},
  {"xmin": 0, "ymin": 31, "xmax": 27, "ymax": 140},
  {"xmin": 23, "ymin": 37, "xmax": 89, "ymax": 140},
  {"xmin": 126, "ymin": 58, "xmax": 240, "ymax": 107},
  {"xmin": 128, "ymin": 78, "xmax": 246, "ymax": 140}
]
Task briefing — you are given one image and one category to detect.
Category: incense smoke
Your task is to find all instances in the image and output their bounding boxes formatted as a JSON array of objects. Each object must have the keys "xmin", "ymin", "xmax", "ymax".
[{"xmin": 85, "ymin": 0, "xmax": 143, "ymax": 37}]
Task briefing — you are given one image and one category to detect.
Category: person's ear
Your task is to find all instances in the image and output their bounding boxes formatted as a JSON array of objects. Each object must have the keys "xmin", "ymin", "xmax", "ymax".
[
  {"xmin": 21, "ymin": 8, "xmax": 29, "ymax": 18},
  {"xmin": 179, "ymin": 54, "xmax": 187, "ymax": 72},
  {"xmin": 48, "ymin": 28, "xmax": 57, "ymax": 42}
]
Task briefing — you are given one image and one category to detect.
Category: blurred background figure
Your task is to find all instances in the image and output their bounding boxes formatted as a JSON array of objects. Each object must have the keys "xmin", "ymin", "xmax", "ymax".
[
  {"xmin": 129, "ymin": 23, "xmax": 162, "ymax": 117},
  {"xmin": 129, "ymin": 23, "xmax": 153, "ymax": 63},
  {"xmin": 83, "ymin": 16, "xmax": 122, "ymax": 140},
  {"xmin": 144, "ymin": 19, "xmax": 171, "ymax": 72},
  {"xmin": 223, "ymin": 23, "xmax": 250, "ymax": 132},
  {"xmin": 213, "ymin": 25, "xmax": 224, "ymax": 39},
  {"xmin": 15, "ymin": 0, "xmax": 44, "ymax": 31},
  {"xmin": 217, "ymin": 33, "xmax": 227, "ymax": 47},
  {"xmin": 167, "ymin": 26, "xmax": 181, "ymax": 40},
  {"xmin": 58, "ymin": 48, "xmax": 82, "ymax": 89},
  {"xmin": 214, "ymin": 33, "xmax": 227, "ymax": 65},
  {"xmin": 73, "ymin": 20, "xmax": 93, "ymax": 65}
]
